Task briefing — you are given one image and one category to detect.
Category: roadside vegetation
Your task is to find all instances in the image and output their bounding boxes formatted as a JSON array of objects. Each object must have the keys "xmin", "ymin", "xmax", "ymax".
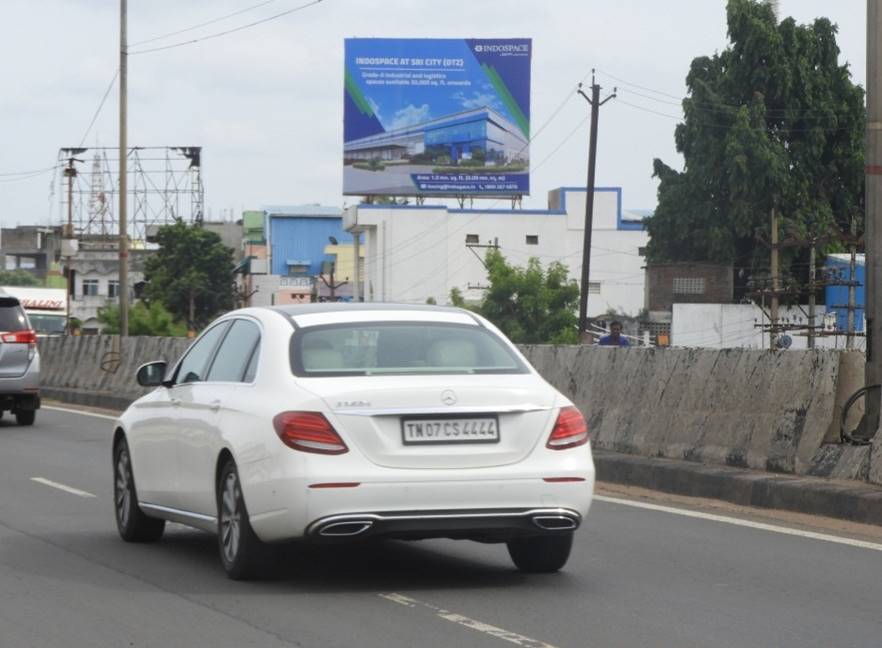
[
  {"xmin": 450, "ymin": 249, "xmax": 579, "ymax": 344},
  {"xmin": 143, "ymin": 221, "xmax": 236, "ymax": 331},
  {"xmin": 97, "ymin": 301, "xmax": 188, "ymax": 337},
  {"xmin": 647, "ymin": 0, "xmax": 865, "ymax": 294}
]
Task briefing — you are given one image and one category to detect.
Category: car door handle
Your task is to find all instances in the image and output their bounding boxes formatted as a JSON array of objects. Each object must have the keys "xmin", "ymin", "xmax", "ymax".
[{"xmin": 210, "ymin": 400, "xmax": 221, "ymax": 413}]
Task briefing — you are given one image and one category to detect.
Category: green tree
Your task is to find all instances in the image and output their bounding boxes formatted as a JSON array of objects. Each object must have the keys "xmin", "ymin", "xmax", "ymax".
[
  {"xmin": 0, "ymin": 269, "xmax": 42, "ymax": 286},
  {"xmin": 449, "ymin": 287, "xmax": 467, "ymax": 308},
  {"xmin": 98, "ymin": 301, "xmax": 188, "ymax": 337},
  {"xmin": 647, "ymin": 0, "xmax": 865, "ymax": 287},
  {"xmin": 143, "ymin": 221, "xmax": 235, "ymax": 329},
  {"xmin": 468, "ymin": 250, "xmax": 580, "ymax": 344}
]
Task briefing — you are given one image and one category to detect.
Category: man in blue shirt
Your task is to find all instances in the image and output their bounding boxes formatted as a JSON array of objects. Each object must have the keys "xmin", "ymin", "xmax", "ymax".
[{"xmin": 598, "ymin": 320, "xmax": 630, "ymax": 347}]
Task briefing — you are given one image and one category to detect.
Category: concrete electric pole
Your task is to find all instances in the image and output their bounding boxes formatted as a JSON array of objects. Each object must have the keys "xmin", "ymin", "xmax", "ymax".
[
  {"xmin": 866, "ymin": 0, "xmax": 882, "ymax": 431},
  {"xmin": 769, "ymin": 206, "xmax": 780, "ymax": 349},
  {"xmin": 576, "ymin": 72, "xmax": 616, "ymax": 341},
  {"xmin": 118, "ymin": 0, "xmax": 129, "ymax": 337}
]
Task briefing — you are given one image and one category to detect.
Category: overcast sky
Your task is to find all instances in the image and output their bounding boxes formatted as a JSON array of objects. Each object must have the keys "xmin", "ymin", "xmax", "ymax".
[{"xmin": 0, "ymin": 0, "xmax": 866, "ymax": 228}]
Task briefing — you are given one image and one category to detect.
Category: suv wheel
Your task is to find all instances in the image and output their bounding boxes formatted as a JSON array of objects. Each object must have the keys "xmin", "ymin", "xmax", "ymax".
[
  {"xmin": 15, "ymin": 410, "xmax": 35, "ymax": 426},
  {"xmin": 113, "ymin": 439, "xmax": 165, "ymax": 542},
  {"xmin": 507, "ymin": 532, "xmax": 574, "ymax": 573}
]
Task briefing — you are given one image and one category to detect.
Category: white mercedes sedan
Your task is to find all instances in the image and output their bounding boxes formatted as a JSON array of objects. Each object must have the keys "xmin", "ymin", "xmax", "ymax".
[{"xmin": 113, "ymin": 304, "xmax": 595, "ymax": 579}]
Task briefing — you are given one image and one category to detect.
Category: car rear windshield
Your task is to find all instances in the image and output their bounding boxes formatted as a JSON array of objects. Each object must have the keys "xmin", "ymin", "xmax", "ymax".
[
  {"xmin": 28, "ymin": 314, "xmax": 66, "ymax": 335},
  {"xmin": 291, "ymin": 322, "xmax": 528, "ymax": 376},
  {"xmin": 0, "ymin": 298, "xmax": 28, "ymax": 332}
]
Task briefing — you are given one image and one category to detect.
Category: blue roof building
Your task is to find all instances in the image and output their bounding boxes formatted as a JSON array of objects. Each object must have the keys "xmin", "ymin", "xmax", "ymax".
[{"xmin": 264, "ymin": 205, "xmax": 356, "ymax": 277}]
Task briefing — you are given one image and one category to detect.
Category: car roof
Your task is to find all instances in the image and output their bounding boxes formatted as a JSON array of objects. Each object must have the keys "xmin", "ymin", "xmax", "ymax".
[
  {"xmin": 260, "ymin": 303, "xmax": 481, "ymax": 328},
  {"xmin": 266, "ymin": 303, "xmax": 467, "ymax": 317}
]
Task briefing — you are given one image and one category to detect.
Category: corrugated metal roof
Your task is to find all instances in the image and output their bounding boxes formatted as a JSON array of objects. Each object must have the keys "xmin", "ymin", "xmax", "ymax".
[{"xmin": 262, "ymin": 204, "xmax": 342, "ymax": 218}]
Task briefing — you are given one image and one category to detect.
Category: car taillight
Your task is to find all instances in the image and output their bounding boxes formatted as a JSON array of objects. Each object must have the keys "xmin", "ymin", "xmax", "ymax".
[
  {"xmin": 546, "ymin": 406, "xmax": 589, "ymax": 450},
  {"xmin": 1, "ymin": 330, "xmax": 37, "ymax": 346},
  {"xmin": 273, "ymin": 411, "xmax": 348, "ymax": 455}
]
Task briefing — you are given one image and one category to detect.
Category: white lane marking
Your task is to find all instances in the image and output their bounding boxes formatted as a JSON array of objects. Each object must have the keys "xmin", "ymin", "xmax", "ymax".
[
  {"xmin": 380, "ymin": 592, "xmax": 557, "ymax": 648},
  {"xmin": 594, "ymin": 494, "xmax": 882, "ymax": 552},
  {"xmin": 30, "ymin": 477, "xmax": 96, "ymax": 498},
  {"xmin": 43, "ymin": 405, "xmax": 119, "ymax": 421}
]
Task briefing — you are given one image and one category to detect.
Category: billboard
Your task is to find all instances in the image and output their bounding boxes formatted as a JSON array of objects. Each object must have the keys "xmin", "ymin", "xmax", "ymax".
[{"xmin": 343, "ymin": 38, "xmax": 531, "ymax": 197}]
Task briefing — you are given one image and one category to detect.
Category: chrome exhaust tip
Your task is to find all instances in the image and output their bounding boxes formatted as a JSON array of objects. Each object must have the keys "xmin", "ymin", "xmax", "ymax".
[
  {"xmin": 531, "ymin": 515, "xmax": 578, "ymax": 531},
  {"xmin": 318, "ymin": 520, "xmax": 374, "ymax": 537}
]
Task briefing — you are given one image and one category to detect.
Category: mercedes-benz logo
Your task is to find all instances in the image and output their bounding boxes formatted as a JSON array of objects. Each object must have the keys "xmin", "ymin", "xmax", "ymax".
[{"xmin": 441, "ymin": 389, "xmax": 457, "ymax": 406}]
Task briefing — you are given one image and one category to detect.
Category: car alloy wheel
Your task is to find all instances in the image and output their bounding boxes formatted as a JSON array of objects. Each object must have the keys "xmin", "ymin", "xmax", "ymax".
[
  {"xmin": 216, "ymin": 459, "xmax": 266, "ymax": 580},
  {"xmin": 220, "ymin": 471, "xmax": 242, "ymax": 565},
  {"xmin": 115, "ymin": 448, "xmax": 133, "ymax": 530},
  {"xmin": 113, "ymin": 439, "xmax": 165, "ymax": 542}
]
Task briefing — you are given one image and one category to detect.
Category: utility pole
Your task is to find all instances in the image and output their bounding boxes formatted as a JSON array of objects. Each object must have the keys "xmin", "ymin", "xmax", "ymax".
[
  {"xmin": 808, "ymin": 241, "xmax": 816, "ymax": 349},
  {"xmin": 770, "ymin": 206, "xmax": 780, "ymax": 349},
  {"xmin": 118, "ymin": 0, "xmax": 129, "ymax": 337},
  {"xmin": 847, "ymin": 213, "xmax": 857, "ymax": 350},
  {"xmin": 576, "ymin": 71, "xmax": 616, "ymax": 340},
  {"xmin": 866, "ymin": 0, "xmax": 882, "ymax": 432},
  {"xmin": 63, "ymin": 157, "xmax": 79, "ymax": 335},
  {"xmin": 320, "ymin": 263, "xmax": 347, "ymax": 301}
]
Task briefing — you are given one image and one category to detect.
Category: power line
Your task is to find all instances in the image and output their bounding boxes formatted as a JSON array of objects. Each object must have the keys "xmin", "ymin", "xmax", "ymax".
[
  {"xmin": 79, "ymin": 70, "xmax": 119, "ymax": 147},
  {"xmin": 0, "ymin": 166, "xmax": 60, "ymax": 183},
  {"xmin": 532, "ymin": 116, "xmax": 588, "ymax": 172},
  {"xmin": 130, "ymin": 0, "xmax": 282, "ymax": 47},
  {"xmin": 616, "ymin": 97, "xmax": 855, "ymax": 133},
  {"xmin": 128, "ymin": 0, "xmax": 325, "ymax": 55},
  {"xmin": 601, "ymin": 69, "xmax": 859, "ymax": 117},
  {"xmin": 0, "ymin": 166, "xmax": 58, "ymax": 177}
]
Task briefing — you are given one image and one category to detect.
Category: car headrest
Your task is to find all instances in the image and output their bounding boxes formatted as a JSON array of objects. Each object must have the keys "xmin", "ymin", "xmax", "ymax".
[
  {"xmin": 302, "ymin": 348, "xmax": 345, "ymax": 371},
  {"xmin": 426, "ymin": 339, "xmax": 478, "ymax": 367}
]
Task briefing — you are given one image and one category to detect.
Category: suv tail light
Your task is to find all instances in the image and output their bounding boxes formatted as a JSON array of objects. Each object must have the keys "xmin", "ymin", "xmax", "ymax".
[
  {"xmin": 1, "ymin": 330, "xmax": 37, "ymax": 346},
  {"xmin": 546, "ymin": 406, "xmax": 589, "ymax": 450},
  {"xmin": 273, "ymin": 411, "xmax": 348, "ymax": 455}
]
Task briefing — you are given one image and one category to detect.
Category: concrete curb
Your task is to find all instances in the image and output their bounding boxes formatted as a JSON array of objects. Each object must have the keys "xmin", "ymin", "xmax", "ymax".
[
  {"xmin": 595, "ymin": 450, "xmax": 882, "ymax": 527},
  {"xmin": 41, "ymin": 387, "xmax": 135, "ymax": 413}
]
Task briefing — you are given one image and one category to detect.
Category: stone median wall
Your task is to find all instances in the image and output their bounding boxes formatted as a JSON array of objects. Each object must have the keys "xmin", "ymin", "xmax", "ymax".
[
  {"xmin": 520, "ymin": 346, "xmax": 878, "ymax": 483},
  {"xmin": 38, "ymin": 335, "xmax": 190, "ymax": 409},
  {"xmin": 37, "ymin": 336, "xmax": 880, "ymax": 484}
]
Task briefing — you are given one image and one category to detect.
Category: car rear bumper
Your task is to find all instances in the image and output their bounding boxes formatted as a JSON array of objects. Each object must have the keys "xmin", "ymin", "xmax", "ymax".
[
  {"xmin": 306, "ymin": 507, "xmax": 582, "ymax": 542},
  {"xmin": 0, "ymin": 392, "xmax": 40, "ymax": 411},
  {"xmin": 245, "ymin": 469, "xmax": 595, "ymax": 543}
]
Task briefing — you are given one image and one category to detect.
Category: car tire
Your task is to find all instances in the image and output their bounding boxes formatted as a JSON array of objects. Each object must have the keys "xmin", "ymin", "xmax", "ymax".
[
  {"xmin": 15, "ymin": 410, "xmax": 35, "ymax": 426},
  {"xmin": 113, "ymin": 439, "xmax": 165, "ymax": 542},
  {"xmin": 217, "ymin": 459, "xmax": 266, "ymax": 580},
  {"xmin": 507, "ymin": 532, "xmax": 574, "ymax": 573}
]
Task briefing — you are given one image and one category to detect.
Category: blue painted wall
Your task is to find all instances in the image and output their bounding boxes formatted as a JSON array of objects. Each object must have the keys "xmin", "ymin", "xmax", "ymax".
[
  {"xmin": 825, "ymin": 256, "xmax": 864, "ymax": 332},
  {"xmin": 269, "ymin": 217, "xmax": 355, "ymax": 276}
]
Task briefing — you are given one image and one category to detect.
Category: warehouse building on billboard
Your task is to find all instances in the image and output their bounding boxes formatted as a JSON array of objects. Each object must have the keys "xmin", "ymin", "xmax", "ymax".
[
  {"xmin": 344, "ymin": 107, "xmax": 528, "ymax": 165},
  {"xmin": 343, "ymin": 186, "xmax": 649, "ymax": 318}
]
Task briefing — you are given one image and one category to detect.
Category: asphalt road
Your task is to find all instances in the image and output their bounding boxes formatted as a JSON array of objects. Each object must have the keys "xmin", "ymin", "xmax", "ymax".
[{"xmin": 1, "ymin": 406, "xmax": 881, "ymax": 648}]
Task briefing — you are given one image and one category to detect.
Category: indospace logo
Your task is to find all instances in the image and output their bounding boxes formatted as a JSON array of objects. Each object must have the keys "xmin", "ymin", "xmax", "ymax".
[{"xmin": 474, "ymin": 43, "xmax": 529, "ymax": 54}]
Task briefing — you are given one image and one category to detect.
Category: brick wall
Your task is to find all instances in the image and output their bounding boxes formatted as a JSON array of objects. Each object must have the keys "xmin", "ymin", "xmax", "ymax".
[{"xmin": 646, "ymin": 262, "xmax": 734, "ymax": 311}]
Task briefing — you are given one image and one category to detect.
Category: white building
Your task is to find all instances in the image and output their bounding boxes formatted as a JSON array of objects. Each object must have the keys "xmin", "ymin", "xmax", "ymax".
[
  {"xmin": 671, "ymin": 303, "xmax": 863, "ymax": 350},
  {"xmin": 343, "ymin": 186, "xmax": 648, "ymax": 316},
  {"xmin": 69, "ymin": 238, "xmax": 147, "ymax": 333}
]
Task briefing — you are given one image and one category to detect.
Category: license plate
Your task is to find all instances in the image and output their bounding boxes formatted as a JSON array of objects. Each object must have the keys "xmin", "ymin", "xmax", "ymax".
[{"xmin": 401, "ymin": 416, "xmax": 500, "ymax": 445}]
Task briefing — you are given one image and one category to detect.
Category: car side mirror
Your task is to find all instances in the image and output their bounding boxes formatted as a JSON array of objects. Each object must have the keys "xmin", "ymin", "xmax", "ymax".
[{"xmin": 137, "ymin": 361, "xmax": 168, "ymax": 387}]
